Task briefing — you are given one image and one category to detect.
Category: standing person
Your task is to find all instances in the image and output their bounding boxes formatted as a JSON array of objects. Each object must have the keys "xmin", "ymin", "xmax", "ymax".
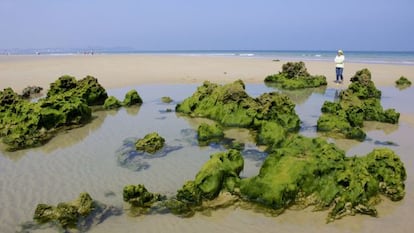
[{"xmin": 334, "ymin": 50, "xmax": 345, "ymax": 83}]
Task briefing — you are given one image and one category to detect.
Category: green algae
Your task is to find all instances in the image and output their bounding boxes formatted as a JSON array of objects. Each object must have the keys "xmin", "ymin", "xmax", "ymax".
[
  {"xmin": 103, "ymin": 96, "xmax": 123, "ymax": 109},
  {"xmin": 123, "ymin": 89, "xmax": 143, "ymax": 106},
  {"xmin": 123, "ymin": 184, "xmax": 164, "ymax": 215},
  {"xmin": 47, "ymin": 75, "xmax": 108, "ymax": 106},
  {"xmin": 395, "ymin": 76, "xmax": 412, "ymax": 89},
  {"xmin": 33, "ymin": 193, "xmax": 95, "ymax": 229},
  {"xmin": 239, "ymin": 134, "xmax": 406, "ymax": 222},
  {"xmin": 166, "ymin": 149, "xmax": 244, "ymax": 216},
  {"xmin": 104, "ymin": 89, "xmax": 143, "ymax": 109},
  {"xmin": 317, "ymin": 68, "xmax": 400, "ymax": 140},
  {"xmin": 197, "ymin": 122, "xmax": 224, "ymax": 144},
  {"xmin": 264, "ymin": 61, "xmax": 327, "ymax": 89},
  {"xmin": 0, "ymin": 88, "xmax": 92, "ymax": 150},
  {"xmin": 161, "ymin": 96, "xmax": 173, "ymax": 103},
  {"xmin": 0, "ymin": 75, "xmax": 111, "ymax": 150},
  {"xmin": 176, "ymin": 80, "xmax": 300, "ymax": 131},
  {"xmin": 135, "ymin": 132, "xmax": 165, "ymax": 154}
]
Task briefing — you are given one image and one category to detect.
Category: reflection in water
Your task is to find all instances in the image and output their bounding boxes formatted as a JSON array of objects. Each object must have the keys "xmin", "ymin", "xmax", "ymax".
[
  {"xmin": 125, "ymin": 106, "xmax": 141, "ymax": 116},
  {"xmin": 265, "ymin": 83, "xmax": 327, "ymax": 105},
  {"xmin": 178, "ymin": 116, "xmax": 268, "ymax": 164},
  {"xmin": 116, "ymin": 137, "xmax": 183, "ymax": 171}
]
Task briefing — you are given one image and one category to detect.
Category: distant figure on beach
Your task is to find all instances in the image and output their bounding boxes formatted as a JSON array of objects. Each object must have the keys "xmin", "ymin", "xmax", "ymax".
[{"xmin": 334, "ymin": 50, "xmax": 345, "ymax": 83}]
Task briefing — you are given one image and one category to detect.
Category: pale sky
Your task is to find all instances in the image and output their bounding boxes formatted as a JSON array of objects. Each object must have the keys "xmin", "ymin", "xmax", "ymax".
[{"xmin": 1, "ymin": 0, "xmax": 413, "ymax": 51}]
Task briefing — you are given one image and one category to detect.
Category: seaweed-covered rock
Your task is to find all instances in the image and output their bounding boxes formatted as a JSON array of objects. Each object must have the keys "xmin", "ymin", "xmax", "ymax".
[
  {"xmin": 135, "ymin": 132, "xmax": 165, "ymax": 154},
  {"xmin": 240, "ymin": 135, "xmax": 406, "ymax": 222},
  {"xmin": 21, "ymin": 85, "xmax": 43, "ymax": 98},
  {"xmin": 176, "ymin": 80, "xmax": 300, "ymax": 131},
  {"xmin": 0, "ymin": 88, "xmax": 92, "ymax": 150},
  {"xmin": 264, "ymin": 61, "xmax": 327, "ymax": 89},
  {"xmin": 317, "ymin": 68, "xmax": 399, "ymax": 140},
  {"xmin": 197, "ymin": 123, "xmax": 224, "ymax": 143},
  {"xmin": 103, "ymin": 96, "xmax": 122, "ymax": 109},
  {"xmin": 0, "ymin": 75, "xmax": 110, "ymax": 150},
  {"xmin": 123, "ymin": 184, "xmax": 164, "ymax": 215},
  {"xmin": 33, "ymin": 193, "xmax": 95, "ymax": 229},
  {"xmin": 161, "ymin": 96, "xmax": 173, "ymax": 103},
  {"xmin": 395, "ymin": 76, "xmax": 411, "ymax": 89},
  {"xmin": 47, "ymin": 75, "xmax": 108, "ymax": 106},
  {"xmin": 123, "ymin": 89, "xmax": 143, "ymax": 106},
  {"xmin": 0, "ymin": 87, "xmax": 22, "ymax": 106},
  {"xmin": 167, "ymin": 149, "xmax": 244, "ymax": 216}
]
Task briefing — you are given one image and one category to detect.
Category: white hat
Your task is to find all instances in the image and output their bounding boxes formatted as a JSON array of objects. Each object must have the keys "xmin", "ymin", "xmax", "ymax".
[{"xmin": 338, "ymin": 50, "xmax": 343, "ymax": 55}]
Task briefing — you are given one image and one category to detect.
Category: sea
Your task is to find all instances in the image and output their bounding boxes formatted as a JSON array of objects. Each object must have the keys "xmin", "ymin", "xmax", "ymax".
[{"xmin": 3, "ymin": 49, "xmax": 414, "ymax": 66}]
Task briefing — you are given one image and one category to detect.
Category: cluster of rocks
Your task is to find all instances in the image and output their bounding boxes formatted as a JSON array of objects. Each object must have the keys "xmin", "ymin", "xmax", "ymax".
[
  {"xmin": 264, "ymin": 61, "xmax": 327, "ymax": 89},
  {"xmin": 317, "ymin": 69, "xmax": 400, "ymax": 140},
  {"xmin": 0, "ymin": 75, "xmax": 142, "ymax": 151}
]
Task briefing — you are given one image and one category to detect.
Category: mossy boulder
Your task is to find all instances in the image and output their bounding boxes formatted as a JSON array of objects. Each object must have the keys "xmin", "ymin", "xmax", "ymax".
[
  {"xmin": 264, "ymin": 61, "xmax": 327, "ymax": 89},
  {"xmin": 167, "ymin": 149, "xmax": 244, "ymax": 216},
  {"xmin": 161, "ymin": 96, "xmax": 173, "ymax": 103},
  {"xmin": 123, "ymin": 89, "xmax": 143, "ymax": 106},
  {"xmin": 103, "ymin": 96, "xmax": 122, "ymax": 109},
  {"xmin": 135, "ymin": 132, "xmax": 165, "ymax": 154},
  {"xmin": 197, "ymin": 123, "xmax": 224, "ymax": 143},
  {"xmin": 33, "ymin": 193, "xmax": 95, "ymax": 229},
  {"xmin": 0, "ymin": 88, "xmax": 92, "ymax": 150},
  {"xmin": 47, "ymin": 75, "xmax": 108, "ymax": 106},
  {"xmin": 123, "ymin": 184, "xmax": 164, "ymax": 215},
  {"xmin": 176, "ymin": 80, "xmax": 300, "ymax": 131},
  {"xmin": 0, "ymin": 75, "xmax": 110, "ymax": 150},
  {"xmin": 21, "ymin": 85, "xmax": 43, "ymax": 98},
  {"xmin": 240, "ymin": 135, "xmax": 406, "ymax": 222},
  {"xmin": 317, "ymin": 68, "xmax": 399, "ymax": 140},
  {"xmin": 395, "ymin": 76, "xmax": 411, "ymax": 89}
]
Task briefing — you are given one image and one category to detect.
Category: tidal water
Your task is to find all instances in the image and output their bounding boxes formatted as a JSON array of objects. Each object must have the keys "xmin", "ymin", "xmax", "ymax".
[{"xmin": 0, "ymin": 84, "xmax": 413, "ymax": 233}]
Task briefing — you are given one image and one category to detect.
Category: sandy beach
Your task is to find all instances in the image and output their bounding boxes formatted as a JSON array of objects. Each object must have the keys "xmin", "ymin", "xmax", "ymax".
[
  {"xmin": 1, "ymin": 54, "xmax": 413, "ymax": 93},
  {"xmin": 1, "ymin": 54, "xmax": 414, "ymax": 233}
]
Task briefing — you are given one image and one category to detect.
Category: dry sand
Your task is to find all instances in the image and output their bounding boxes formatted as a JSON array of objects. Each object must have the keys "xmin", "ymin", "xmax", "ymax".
[{"xmin": 1, "ymin": 54, "xmax": 413, "ymax": 92}]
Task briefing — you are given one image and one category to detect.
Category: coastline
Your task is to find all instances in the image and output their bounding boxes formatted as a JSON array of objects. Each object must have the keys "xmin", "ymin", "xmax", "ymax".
[
  {"xmin": 1, "ymin": 54, "xmax": 413, "ymax": 92},
  {"xmin": 1, "ymin": 54, "xmax": 413, "ymax": 127}
]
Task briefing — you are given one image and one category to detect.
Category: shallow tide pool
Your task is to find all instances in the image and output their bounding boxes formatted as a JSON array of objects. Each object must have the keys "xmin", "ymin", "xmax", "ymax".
[{"xmin": 0, "ymin": 84, "xmax": 413, "ymax": 233}]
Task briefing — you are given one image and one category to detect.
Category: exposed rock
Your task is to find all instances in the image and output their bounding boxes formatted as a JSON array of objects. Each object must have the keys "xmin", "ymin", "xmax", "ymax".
[
  {"xmin": 123, "ymin": 184, "xmax": 164, "ymax": 215},
  {"xmin": 33, "ymin": 193, "xmax": 95, "ymax": 229},
  {"xmin": 167, "ymin": 149, "xmax": 244, "ymax": 216},
  {"xmin": 317, "ymin": 68, "xmax": 399, "ymax": 140},
  {"xmin": 0, "ymin": 75, "xmax": 109, "ymax": 150},
  {"xmin": 239, "ymin": 134, "xmax": 406, "ymax": 222},
  {"xmin": 0, "ymin": 88, "xmax": 91, "ymax": 150},
  {"xmin": 21, "ymin": 85, "xmax": 43, "ymax": 98},
  {"xmin": 116, "ymin": 137, "xmax": 182, "ymax": 171},
  {"xmin": 395, "ymin": 76, "xmax": 411, "ymax": 89},
  {"xmin": 197, "ymin": 123, "xmax": 224, "ymax": 144},
  {"xmin": 123, "ymin": 89, "xmax": 143, "ymax": 106},
  {"xmin": 264, "ymin": 61, "xmax": 327, "ymax": 89},
  {"xmin": 135, "ymin": 132, "xmax": 165, "ymax": 154},
  {"xmin": 161, "ymin": 96, "xmax": 173, "ymax": 103},
  {"xmin": 176, "ymin": 80, "xmax": 300, "ymax": 131},
  {"xmin": 47, "ymin": 75, "xmax": 108, "ymax": 106},
  {"xmin": 28, "ymin": 193, "xmax": 121, "ymax": 232},
  {"xmin": 103, "ymin": 96, "xmax": 122, "ymax": 109}
]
